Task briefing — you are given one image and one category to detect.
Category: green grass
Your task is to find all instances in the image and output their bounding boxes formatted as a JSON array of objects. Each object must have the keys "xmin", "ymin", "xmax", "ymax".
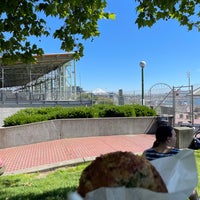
[
  {"xmin": 0, "ymin": 163, "xmax": 90, "ymax": 200},
  {"xmin": 195, "ymin": 150, "xmax": 200, "ymax": 195},
  {"xmin": 0, "ymin": 151, "xmax": 200, "ymax": 200}
]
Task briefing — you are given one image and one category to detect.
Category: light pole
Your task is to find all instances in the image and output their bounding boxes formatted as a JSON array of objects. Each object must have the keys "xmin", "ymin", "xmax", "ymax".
[
  {"xmin": 187, "ymin": 71, "xmax": 193, "ymax": 124},
  {"xmin": 139, "ymin": 61, "xmax": 146, "ymax": 105}
]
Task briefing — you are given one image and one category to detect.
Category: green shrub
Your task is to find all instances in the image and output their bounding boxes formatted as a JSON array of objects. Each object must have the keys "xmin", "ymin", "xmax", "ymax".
[
  {"xmin": 98, "ymin": 105, "xmax": 135, "ymax": 117},
  {"xmin": 63, "ymin": 107, "xmax": 93, "ymax": 118},
  {"xmin": 133, "ymin": 105, "xmax": 156, "ymax": 117},
  {"xmin": 3, "ymin": 104, "xmax": 156, "ymax": 127}
]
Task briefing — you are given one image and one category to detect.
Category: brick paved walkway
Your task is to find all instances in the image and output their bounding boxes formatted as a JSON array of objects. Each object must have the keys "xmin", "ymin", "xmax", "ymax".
[{"xmin": 0, "ymin": 134, "xmax": 155, "ymax": 175}]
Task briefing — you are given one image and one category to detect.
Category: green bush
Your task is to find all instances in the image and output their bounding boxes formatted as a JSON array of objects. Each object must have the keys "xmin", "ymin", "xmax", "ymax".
[
  {"xmin": 98, "ymin": 105, "xmax": 136, "ymax": 117},
  {"xmin": 63, "ymin": 107, "xmax": 93, "ymax": 118},
  {"xmin": 4, "ymin": 109, "xmax": 50, "ymax": 127},
  {"xmin": 3, "ymin": 104, "xmax": 156, "ymax": 127},
  {"xmin": 133, "ymin": 105, "xmax": 157, "ymax": 117}
]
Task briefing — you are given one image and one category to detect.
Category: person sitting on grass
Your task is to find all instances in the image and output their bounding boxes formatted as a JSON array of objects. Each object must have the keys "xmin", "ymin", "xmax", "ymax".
[{"xmin": 143, "ymin": 125, "xmax": 199, "ymax": 200}]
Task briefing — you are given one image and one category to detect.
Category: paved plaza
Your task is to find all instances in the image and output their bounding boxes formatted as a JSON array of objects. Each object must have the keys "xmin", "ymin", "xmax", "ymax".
[{"xmin": 0, "ymin": 134, "xmax": 155, "ymax": 175}]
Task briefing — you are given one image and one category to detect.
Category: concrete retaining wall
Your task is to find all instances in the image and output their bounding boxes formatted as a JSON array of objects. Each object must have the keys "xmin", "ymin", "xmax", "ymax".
[{"xmin": 0, "ymin": 117, "xmax": 157, "ymax": 149}]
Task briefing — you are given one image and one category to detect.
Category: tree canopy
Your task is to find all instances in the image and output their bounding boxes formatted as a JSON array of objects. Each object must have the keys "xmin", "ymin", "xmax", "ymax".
[
  {"xmin": 0, "ymin": 0, "xmax": 114, "ymax": 64},
  {"xmin": 0, "ymin": 0, "xmax": 200, "ymax": 64},
  {"xmin": 135, "ymin": 0, "xmax": 200, "ymax": 30}
]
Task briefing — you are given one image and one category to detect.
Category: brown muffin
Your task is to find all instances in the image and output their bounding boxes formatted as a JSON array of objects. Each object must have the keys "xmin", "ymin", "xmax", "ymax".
[{"xmin": 77, "ymin": 151, "xmax": 167, "ymax": 197}]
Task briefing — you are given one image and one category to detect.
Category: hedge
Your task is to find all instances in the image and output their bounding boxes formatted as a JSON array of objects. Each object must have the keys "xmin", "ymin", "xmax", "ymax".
[{"xmin": 3, "ymin": 104, "xmax": 157, "ymax": 127}]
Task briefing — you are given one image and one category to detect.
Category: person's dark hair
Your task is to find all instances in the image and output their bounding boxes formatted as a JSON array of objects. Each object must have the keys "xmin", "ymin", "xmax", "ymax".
[{"xmin": 152, "ymin": 125, "xmax": 174, "ymax": 148}]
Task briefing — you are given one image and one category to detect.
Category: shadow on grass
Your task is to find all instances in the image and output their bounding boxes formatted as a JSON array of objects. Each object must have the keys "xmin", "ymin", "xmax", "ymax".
[{"xmin": 0, "ymin": 186, "xmax": 77, "ymax": 200}]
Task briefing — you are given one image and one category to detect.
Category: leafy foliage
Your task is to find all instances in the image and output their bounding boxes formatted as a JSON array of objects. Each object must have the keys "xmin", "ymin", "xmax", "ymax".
[
  {"xmin": 0, "ymin": 0, "xmax": 115, "ymax": 64},
  {"xmin": 3, "ymin": 104, "xmax": 156, "ymax": 127},
  {"xmin": 2, "ymin": 1, "xmax": 200, "ymax": 64},
  {"xmin": 98, "ymin": 105, "xmax": 136, "ymax": 117},
  {"xmin": 132, "ymin": 105, "xmax": 157, "ymax": 117},
  {"xmin": 135, "ymin": 0, "xmax": 200, "ymax": 31}
]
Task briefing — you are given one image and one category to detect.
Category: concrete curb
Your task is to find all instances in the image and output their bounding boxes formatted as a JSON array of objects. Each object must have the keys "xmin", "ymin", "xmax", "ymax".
[
  {"xmin": 4, "ymin": 156, "xmax": 97, "ymax": 175},
  {"xmin": 4, "ymin": 152, "xmax": 143, "ymax": 175}
]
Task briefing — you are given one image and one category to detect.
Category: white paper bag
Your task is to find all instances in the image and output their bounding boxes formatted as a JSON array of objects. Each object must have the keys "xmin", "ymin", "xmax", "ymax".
[{"xmin": 151, "ymin": 149, "xmax": 198, "ymax": 195}]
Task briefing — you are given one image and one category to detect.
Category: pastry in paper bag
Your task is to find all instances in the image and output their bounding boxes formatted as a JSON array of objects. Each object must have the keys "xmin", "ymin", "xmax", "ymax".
[{"xmin": 68, "ymin": 149, "xmax": 198, "ymax": 200}]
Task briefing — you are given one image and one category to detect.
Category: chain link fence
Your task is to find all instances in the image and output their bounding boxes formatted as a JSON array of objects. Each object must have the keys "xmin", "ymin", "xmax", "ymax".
[{"xmin": 83, "ymin": 85, "xmax": 200, "ymax": 126}]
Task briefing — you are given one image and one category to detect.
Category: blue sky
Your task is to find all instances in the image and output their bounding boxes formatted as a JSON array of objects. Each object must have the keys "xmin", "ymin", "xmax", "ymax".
[{"xmin": 38, "ymin": 0, "xmax": 200, "ymax": 93}]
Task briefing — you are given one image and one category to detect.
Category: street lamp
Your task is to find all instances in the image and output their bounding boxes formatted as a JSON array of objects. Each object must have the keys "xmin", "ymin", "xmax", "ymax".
[{"xmin": 139, "ymin": 61, "xmax": 146, "ymax": 105}]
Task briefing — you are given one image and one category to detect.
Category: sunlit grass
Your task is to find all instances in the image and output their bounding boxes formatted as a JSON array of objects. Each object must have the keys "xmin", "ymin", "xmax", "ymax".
[
  {"xmin": 194, "ymin": 151, "xmax": 200, "ymax": 194},
  {"xmin": 0, "ymin": 163, "xmax": 89, "ymax": 200}
]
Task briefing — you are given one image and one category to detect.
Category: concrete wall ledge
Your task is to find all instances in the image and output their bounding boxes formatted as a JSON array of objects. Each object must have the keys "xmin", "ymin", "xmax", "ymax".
[
  {"xmin": 174, "ymin": 126, "xmax": 194, "ymax": 149},
  {"xmin": 0, "ymin": 117, "xmax": 157, "ymax": 149}
]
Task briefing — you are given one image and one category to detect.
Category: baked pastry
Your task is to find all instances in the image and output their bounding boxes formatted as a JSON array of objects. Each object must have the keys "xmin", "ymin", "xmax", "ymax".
[{"xmin": 77, "ymin": 151, "xmax": 167, "ymax": 197}]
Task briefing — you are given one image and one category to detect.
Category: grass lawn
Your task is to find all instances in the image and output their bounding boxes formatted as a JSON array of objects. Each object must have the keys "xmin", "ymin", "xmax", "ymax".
[{"xmin": 0, "ymin": 151, "xmax": 200, "ymax": 200}]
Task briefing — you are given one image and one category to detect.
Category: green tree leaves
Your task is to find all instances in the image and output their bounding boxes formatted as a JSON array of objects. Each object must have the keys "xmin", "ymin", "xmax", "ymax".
[
  {"xmin": 135, "ymin": 0, "xmax": 200, "ymax": 31},
  {"xmin": 0, "ymin": 0, "xmax": 115, "ymax": 64},
  {"xmin": 1, "ymin": 0, "xmax": 200, "ymax": 65}
]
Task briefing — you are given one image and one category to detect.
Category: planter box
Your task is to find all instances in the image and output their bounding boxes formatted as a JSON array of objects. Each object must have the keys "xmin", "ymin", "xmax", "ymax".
[{"xmin": 0, "ymin": 117, "xmax": 158, "ymax": 149}]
